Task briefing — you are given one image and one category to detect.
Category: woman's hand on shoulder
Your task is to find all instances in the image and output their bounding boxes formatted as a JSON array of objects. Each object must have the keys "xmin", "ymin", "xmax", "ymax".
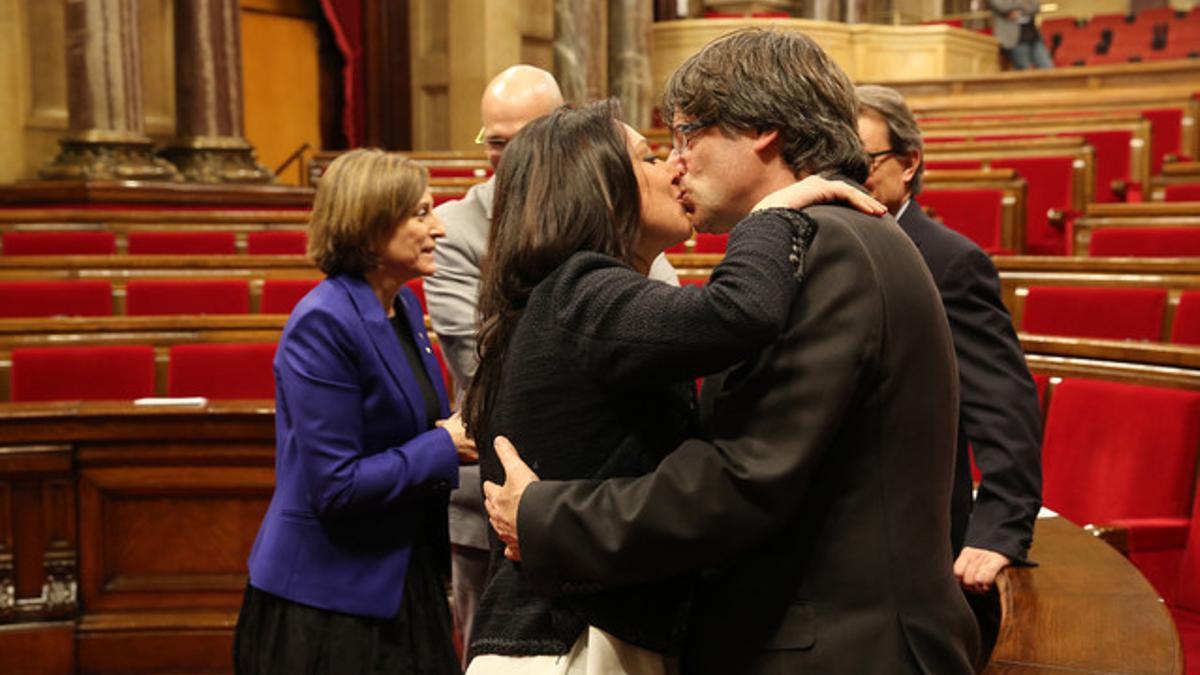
[
  {"xmin": 751, "ymin": 175, "xmax": 886, "ymax": 216},
  {"xmin": 437, "ymin": 412, "xmax": 479, "ymax": 464}
]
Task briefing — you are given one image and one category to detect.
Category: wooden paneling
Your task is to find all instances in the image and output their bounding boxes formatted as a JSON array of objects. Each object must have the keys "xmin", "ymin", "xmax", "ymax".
[
  {"xmin": 240, "ymin": 8, "xmax": 322, "ymax": 184},
  {"xmin": 651, "ymin": 18, "xmax": 999, "ymax": 100},
  {"xmin": 0, "ymin": 621, "xmax": 75, "ymax": 674}
]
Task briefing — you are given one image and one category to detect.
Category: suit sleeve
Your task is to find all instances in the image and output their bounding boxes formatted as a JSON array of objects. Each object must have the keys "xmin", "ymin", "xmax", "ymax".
[
  {"xmin": 556, "ymin": 208, "xmax": 812, "ymax": 389},
  {"xmin": 939, "ymin": 248, "xmax": 1042, "ymax": 562},
  {"xmin": 426, "ymin": 202, "xmax": 485, "ymax": 390},
  {"xmin": 278, "ymin": 307, "xmax": 460, "ymax": 521},
  {"xmin": 518, "ymin": 223, "xmax": 877, "ymax": 591}
]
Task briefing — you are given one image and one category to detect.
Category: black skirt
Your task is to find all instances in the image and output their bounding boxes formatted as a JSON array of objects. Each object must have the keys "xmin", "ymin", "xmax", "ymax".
[{"xmin": 233, "ymin": 538, "xmax": 461, "ymax": 675}]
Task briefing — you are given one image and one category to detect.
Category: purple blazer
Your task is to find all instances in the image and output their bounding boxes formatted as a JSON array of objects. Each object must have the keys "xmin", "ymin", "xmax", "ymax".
[{"xmin": 247, "ymin": 273, "xmax": 458, "ymax": 619}]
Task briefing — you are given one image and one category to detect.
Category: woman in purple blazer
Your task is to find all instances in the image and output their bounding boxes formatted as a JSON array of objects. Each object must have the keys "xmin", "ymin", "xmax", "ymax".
[{"xmin": 235, "ymin": 149, "xmax": 476, "ymax": 675}]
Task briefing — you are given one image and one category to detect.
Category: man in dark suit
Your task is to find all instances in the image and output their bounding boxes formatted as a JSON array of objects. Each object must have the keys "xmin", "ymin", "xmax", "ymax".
[
  {"xmin": 481, "ymin": 29, "xmax": 979, "ymax": 673},
  {"xmin": 856, "ymin": 84, "xmax": 1043, "ymax": 666}
]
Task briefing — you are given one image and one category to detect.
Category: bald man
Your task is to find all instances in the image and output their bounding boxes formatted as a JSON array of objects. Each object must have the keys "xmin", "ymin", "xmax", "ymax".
[{"xmin": 425, "ymin": 65, "xmax": 678, "ymax": 661}]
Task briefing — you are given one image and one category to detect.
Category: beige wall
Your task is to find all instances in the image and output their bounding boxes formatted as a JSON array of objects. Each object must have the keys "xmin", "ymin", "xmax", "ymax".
[{"xmin": 411, "ymin": 0, "xmax": 554, "ymax": 150}]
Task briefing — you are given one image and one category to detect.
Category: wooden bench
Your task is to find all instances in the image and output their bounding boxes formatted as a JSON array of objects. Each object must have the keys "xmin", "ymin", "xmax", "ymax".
[
  {"xmin": 997, "ymin": 256, "xmax": 1200, "ymax": 336},
  {"xmin": 1072, "ymin": 201, "xmax": 1200, "ymax": 254},
  {"xmin": 1151, "ymin": 161, "xmax": 1200, "ymax": 200}
]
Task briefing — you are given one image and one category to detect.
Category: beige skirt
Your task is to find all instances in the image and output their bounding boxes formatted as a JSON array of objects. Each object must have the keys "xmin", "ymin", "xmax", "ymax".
[{"xmin": 465, "ymin": 627, "xmax": 678, "ymax": 675}]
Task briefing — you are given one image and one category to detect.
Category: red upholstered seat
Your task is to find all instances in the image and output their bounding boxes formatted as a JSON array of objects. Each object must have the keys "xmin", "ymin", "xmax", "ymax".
[
  {"xmin": 1172, "ymin": 291, "xmax": 1200, "ymax": 345},
  {"xmin": 126, "ymin": 231, "xmax": 237, "ymax": 255},
  {"xmin": 405, "ymin": 278, "xmax": 427, "ymax": 313},
  {"xmin": 1021, "ymin": 286, "xmax": 1167, "ymax": 341},
  {"xmin": 427, "ymin": 167, "xmax": 491, "ymax": 179},
  {"xmin": 992, "ymin": 156, "xmax": 1077, "ymax": 255},
  {"xmin": 1165, "ymin": 184, "xmax": 1200, "ymax": 201},
  {"xmin": 1142, "ymin": 108, "xmax": 1187, "ymax": 173},
  {"xmin": 1058, "ymin": 129, "xmax": 1134, "ymax": 203},
  {"xmin": 1042, "ymin": 378, "xmax": 1200, "ymax": 597},
  {"xmin": 429, "ymin": 338, "xmax": 453, "ymax": 396},
  {"xmin": 125, "ymin": 279, "xmax": 250, "ymax": 316},
  {"xmin": 260, "ymin": 278, "xmax": 320, "ymax": 314},
  {"xmin": 1, "ymin": 230, "xmax": 115, "ymax": 255},
  {"xmin": 692, "ymin": 233, "xmax": 729, "ymax": 254},
  {"xmin": 1089, "ymin": 227, "xmax": 1200, "ymax": 257},
  {"xmin": 1169, "ymin": 608, "xmax": 1200, "ymax": 675},
  {"xmin": 1031, "ymin": 372, "xmax": 1051, "ymax": 409},
  {"xmin": 917, "ymin": 189, "xmax": 1005, "ymax": 251},
  {"xmin": 679, "ymin": 277, "xmax": 707, "ymax": 287},
  {"xmin": 11, "ymin": 345, "xmax": 156, "ymax": 401},
  {"xmin": 246, "ymin": 231, "xmax": 307, "ymax": 255},
  {"xmin": 168, "ymin": 343, "xmax": 277, "ymax": 399},
  {"xmin": 1042, "ymin": 378, "xmax": 1200, "ymax": 524},
  {"xmin": 0, "ymin": 280, "xmax": 112, "ymax": 318}
]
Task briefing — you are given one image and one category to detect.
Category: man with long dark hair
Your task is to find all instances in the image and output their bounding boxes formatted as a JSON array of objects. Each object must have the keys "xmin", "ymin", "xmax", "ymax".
[{"xmin": 483, "ymin": 29, "xmax": 979, "ymax": 673}]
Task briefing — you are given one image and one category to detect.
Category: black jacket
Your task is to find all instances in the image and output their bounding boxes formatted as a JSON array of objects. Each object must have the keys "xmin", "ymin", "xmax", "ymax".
[
  {"xmin": 899, "ymin": 200, "xmax": 1043, "ymax": 563},
  {"xmin": 470, "ymin": 209, "xmax": 811, "ymax": 658},
  {"xmin": 518, "ymin": 203, "xmax": 980, "ymax": 673}
]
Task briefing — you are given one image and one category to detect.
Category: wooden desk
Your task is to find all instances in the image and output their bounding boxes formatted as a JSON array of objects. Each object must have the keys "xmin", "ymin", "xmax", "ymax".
[{"xmin": 987, "ymin": 517, "xmax": 1183, "ymax": 673}]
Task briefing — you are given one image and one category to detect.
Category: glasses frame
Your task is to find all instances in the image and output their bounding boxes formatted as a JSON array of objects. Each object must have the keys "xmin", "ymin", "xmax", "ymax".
[
  {"xmin": 670, "ymin": 119, "xmax": 714, "ymax": 154},
  {"xmin": 866, "ymin": 148, "xmax": 897, "ymax": 171},
  {"xmin": 474, "ymin": 126, "xmax": 507, "ymax": 151}
]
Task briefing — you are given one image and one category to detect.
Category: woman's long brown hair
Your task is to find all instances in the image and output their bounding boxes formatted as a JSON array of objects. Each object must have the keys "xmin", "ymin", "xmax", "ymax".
[{"xmin": 462, "ymin": 100, "xmax": 642, "ymax": 437}]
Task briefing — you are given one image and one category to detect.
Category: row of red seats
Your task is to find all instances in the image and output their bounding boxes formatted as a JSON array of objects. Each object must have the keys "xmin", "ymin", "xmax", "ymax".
[
  {"xmin": 1042, "ymin": 8, "xmax": 1200, "ymax": 67},
  {"xmin": 0, "ymin": 230, "xmax": 308, "ymax": 256},
  {"xmin": 1030, "ymin": 374, "xmax": 1200, "ymax": 667},
  {"xmin": 1020, "ymin": 285, "xmax": 1200, "ymax": 343},
  {"xmin": 9, "ymin": 337, "xmax": 451, "ymax": 402},
  {"xmin": 0, "ymin": 278, "xmax": 428, "ymax": 318}
]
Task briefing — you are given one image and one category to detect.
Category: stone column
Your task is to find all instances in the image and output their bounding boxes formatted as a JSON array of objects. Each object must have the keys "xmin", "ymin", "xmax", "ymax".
[
  {"xmin": 40, "ymin": 0, "xmax": 178, "ymax": 181},
  {"xmin": 161, "ymin": 0, "xmax": 272, "ymax": 183},
  {"xmin": 608, "ymin": 0, "xmax": 653, "ymax": 128},
  {"xmin": 555, "ymin": 0, "xmax": 607, "ymax": 104}
]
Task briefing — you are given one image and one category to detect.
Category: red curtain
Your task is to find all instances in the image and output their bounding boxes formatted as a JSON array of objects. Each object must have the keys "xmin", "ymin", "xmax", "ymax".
[{"xmin": 319, "ymin": 0, "xmax": 364, "ymax": 147}]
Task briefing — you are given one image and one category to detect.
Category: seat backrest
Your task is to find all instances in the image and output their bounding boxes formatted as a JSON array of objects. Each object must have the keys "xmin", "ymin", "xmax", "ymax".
[
  {"xmin": 1174, "ymin": 490, "xmax": 1200, "ymax": 612},
  {"xmin": 1042, "ymin": 377, "xmax": 1200, "ymax": 524},
  {"xmin": 692, "ymin": 233, "xmax": 730, "ymax": 254},
  {"xmin": 168, "ymin": 342, "xmax": 277, "ymax": 399},
  {"xmin": 1, "ymin": 230, "xmax": 116, "ymax": 255},
  {"xmin": 1141, "ymin": 108, "xmax": 1184, "ymax": 174},
  {"xmin": 1172, "ymin": 290, "xmax": 1200, "ymax": 345},
  {"xmin": 1089, "ymin": 227, "xmax": 1200, "ymax": 257},
  {"xmin": 918, "ymin": 189, "xmax": 1005, "ymax": 251},
  {"xmin": 126, "ymin": 231, "xmax": 237, "ymax": 255},
  {"xmin": 11, "ymin": 345, "xmax": 156, "ymax": 401},
  {"xmin": 1021, "ymin": 286, "xmax": 1167, "ymax": 341},
  {"xmin": 991, "ymin": 156, "xmax": 1076, "ymax": 255},
  {"xmin": 1059, "ymin": 129, "xmax": 1132, "ymax": 203},
  {"xmin": 1164, "ymin": 183, "xmax": 1200, "ymax": 202},
  {"xmin": 245, "ymin": 230, "xmax": 307, "ymax": 255},
  {"xmin": 260, "ymin": 278, "xmax": 320, "ymax": 314},
  {"xmin": 125, "ymin": 279, "xmax": 250, "ymax": 316},
  {"xmin": 0, "ymin": 280, "xmax": 112, "ymax": 318}
]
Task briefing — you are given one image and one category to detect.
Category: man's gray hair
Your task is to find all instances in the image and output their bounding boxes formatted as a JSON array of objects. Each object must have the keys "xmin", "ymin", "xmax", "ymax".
[
  {"xmin": 855, "ymin": 84, "xmax": 925, "ymax": 195},
  {"xmin": 663, "ymin": 28, "xmax": 869, "ymax": 184}
]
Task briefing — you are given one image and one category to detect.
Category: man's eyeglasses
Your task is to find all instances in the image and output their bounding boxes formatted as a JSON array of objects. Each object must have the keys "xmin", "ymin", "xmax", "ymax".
[
  {"xmin": 867, "ymin": 148, "xmax": 896, "ymax": 170},
  {"xmin": 475, "ymin": 126, "xmax": 507, "ymax": 151},
  {"xmin": 670, "ymin": 119, "xmax": 713, "ymax": 154}
]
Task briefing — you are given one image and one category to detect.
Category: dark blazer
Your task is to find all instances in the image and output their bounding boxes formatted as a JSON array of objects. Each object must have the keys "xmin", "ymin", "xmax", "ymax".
[
  {"xmin": 471, "ymin": 211, "xmax": 809, "ymax": 658},
  {"xmin": 247, "ymin": 274, "xmax": 459, "ymax": 620},
  {"xmin": 516, "ymin": 204, "xmax": 980, "ymax": 673},
  {"xmin": 899, "ymin": 201, "xmax": 1042, "ymax": 562}
]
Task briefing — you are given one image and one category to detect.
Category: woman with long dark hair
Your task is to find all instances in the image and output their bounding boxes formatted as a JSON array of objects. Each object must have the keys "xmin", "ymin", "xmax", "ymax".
[{"xmin": 461, "ymin": 101, "xmax": 882, "ymax": 674}]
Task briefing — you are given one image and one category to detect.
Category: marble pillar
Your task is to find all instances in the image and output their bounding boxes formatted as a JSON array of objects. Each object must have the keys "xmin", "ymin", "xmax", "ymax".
[
  {"xmin": 608, "ymin": 0, "xmax": 653, "ymax": 128},
  {"xmin": 555, "ymin": 0, "xmax": 607, "ymax": 104},
  {"xmin": 161, "ymin": 0, "xmax": 272, "ymax": 183},
  {"xmin": 40, "ymin": 0, "xmax": 178, "ymax": 181}
]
